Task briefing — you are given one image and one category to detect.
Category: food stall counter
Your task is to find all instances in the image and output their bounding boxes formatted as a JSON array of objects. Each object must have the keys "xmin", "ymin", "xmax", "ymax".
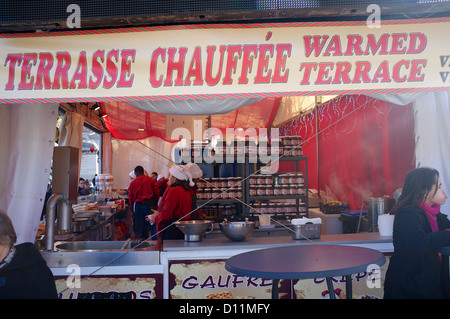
[
  {"xmin": 160, "ymin": 232, "xmax": 393, "ymax": 299},
  {"xmin": 163, "ymin": 232, "xmax": 392, "ymax": 252}
]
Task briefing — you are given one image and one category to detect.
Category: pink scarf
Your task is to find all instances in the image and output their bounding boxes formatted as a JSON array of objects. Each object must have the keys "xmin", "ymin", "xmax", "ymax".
[{"xmin": 420, "ymin": 202, "xmax": 440, "ymax": 232}]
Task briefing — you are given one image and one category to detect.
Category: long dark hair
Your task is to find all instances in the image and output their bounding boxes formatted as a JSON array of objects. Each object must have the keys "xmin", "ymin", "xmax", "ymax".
[
  {"xmin": 172, "ymin": 179, "xmax": 191, "ymax": 191},
  {"xmin": 392, "ymin": 167, "xmax": 440, "ymax": 213}
]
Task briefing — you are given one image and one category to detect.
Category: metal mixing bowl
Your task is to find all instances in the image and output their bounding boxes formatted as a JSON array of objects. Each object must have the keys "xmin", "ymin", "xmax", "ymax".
[
  {"xmin": 175, "ymin": 220, "xmax": 213, "ymax": 241},
  {"xmin": 219, "ymin": 221, "xmax": 255, "ymax": 241}
]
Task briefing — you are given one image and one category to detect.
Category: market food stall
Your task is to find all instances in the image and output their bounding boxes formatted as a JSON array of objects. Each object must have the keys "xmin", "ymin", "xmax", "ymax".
[{"xmin": 1, "ymin": 16, "xmax": 449, "ymax": 299}]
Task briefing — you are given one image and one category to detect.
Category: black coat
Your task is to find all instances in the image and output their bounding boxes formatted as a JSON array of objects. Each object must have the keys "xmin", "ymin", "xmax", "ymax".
[
  {"xmin": 0, "ymin": 243, "xmax": 57, "ymax": 299},
  {"xmin": 384, "ymin": 206, "xmax": 450, "ymax": 299}
]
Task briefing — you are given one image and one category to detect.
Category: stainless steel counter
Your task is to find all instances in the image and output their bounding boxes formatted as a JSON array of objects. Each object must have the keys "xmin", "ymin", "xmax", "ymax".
[
  {"xmin": 42, "ymin": 248, "xmax": 160, "ymax": 268},
  {"xmin": 163, "ymin": 232, "xmax": 393, "ymax": 253},
  {"xmin": 40, "ymin": 230, "xmax": 392, "ymax": 299},
  {"xmin": 159, "ymin": 231, "xmax": 392, "ymax": 299},
  {"xmin": 51, "ymin": 210, "xmax": 119, "ymax": 243}
]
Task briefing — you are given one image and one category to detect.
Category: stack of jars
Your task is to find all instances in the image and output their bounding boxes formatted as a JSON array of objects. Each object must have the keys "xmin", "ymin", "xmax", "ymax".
[
  {"xmin": 249, "ymin": 172, "xmax": 305, "ymax": 197},
  {"xmin": 201, "ymin": 205, "xmax": 236, "ymax": 218},
  {"xmin": 249, "ymin": 202, "xmax": 305, "ymax": 215},
  {"xmin": 196, "ymin": 177, "xmax": 243, "ymax": 200},
  {"xmin": 277, "ymin": 172, "xmax": 306, "ymax": 196},
  {"xmin": 280, "ymin": 136, "xmax": 303, "ymax": 157}
]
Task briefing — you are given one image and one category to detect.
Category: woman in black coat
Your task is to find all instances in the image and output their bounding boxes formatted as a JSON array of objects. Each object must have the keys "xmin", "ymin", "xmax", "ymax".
[
  {"xmin": 384, "ymin": 167, "xmax": 450, "ymax": 299},
  {"xmin": 0, "ymin": 211, "xmax": 57, "ymax": 299}
]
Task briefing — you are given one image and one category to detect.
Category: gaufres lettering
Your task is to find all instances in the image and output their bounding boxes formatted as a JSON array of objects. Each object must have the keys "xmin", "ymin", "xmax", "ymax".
[{"xmin": 181, "ymin": 274, "xmax": 272, "ymax": 290}]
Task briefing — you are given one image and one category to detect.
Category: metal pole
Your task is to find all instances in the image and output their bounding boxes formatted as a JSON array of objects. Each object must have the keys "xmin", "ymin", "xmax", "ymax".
[{"xmin": 45, "ymin": 193, "xmax": 66, "ymax": 251}]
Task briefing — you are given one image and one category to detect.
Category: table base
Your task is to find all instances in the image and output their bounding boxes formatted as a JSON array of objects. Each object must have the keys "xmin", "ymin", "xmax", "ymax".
[{"xmin": 271, "ymin": 275, "xmax": 352, "ymax": 299}]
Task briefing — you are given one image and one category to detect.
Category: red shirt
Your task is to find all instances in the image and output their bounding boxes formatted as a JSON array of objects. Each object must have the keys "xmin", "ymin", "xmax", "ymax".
[
  {"xmin": 157, "ymin": 178, "xmax": 168, "ymax": 195},
  {"xmin": 151, "ymin": 178, "xmax": 160, "ymax": 202},
  {"xmin": 155, "ymin": 184, "xmax": 192, "ymax": 234},
  {"xmin": 128, "ymin": 175, "xmax": 157, "ymax": 208}
]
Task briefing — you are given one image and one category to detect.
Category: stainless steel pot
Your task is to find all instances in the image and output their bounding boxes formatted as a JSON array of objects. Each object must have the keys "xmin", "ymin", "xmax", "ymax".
[
  {"xmin": 57, "ymin": 202, "xmax": 72, "ymax": 234},
  {"xmin": 72, "ymin": 218, "xmax": 88, "ymax": 232},
  {"xmin": 74, "ymin": 211, "xmax": 100, "ymax": 224},
  {"xmin": 175, "ymin": 220, "xmax": 213, "ymax": 242},
  {"xmin": 219, "ymin": 221, "xmax": 255, "ymax": 241},
  {"xmin": 366, "ymin": 196, "xmax": 395, "ymax": 232}
]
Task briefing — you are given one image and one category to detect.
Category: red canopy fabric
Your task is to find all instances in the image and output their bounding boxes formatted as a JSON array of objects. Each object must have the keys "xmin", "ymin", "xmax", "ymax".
[
  {"xmin": 100, "ymin": 97, "xmax": 281, "ymax": 142},
  {"xmin": 279, "ymin": 95, "xmax": 415, "ymax": 210}
]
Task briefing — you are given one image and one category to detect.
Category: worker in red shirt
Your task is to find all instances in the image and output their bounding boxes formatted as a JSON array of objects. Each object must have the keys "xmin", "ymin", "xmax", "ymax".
[
  {"xmin": 147, "ymin": 165, "xmax": 194, "ymax": 240},
  {"xmin": 183, "ymin": 163, "xmax": 206, "ymax": 220},
  {"xmin": 128, "ymin": 165, "xmax": 158, "ymax": 239}
]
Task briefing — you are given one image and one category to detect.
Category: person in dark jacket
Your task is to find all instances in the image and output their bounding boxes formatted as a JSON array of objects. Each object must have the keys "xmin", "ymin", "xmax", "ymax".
[
  {"xmin": 384, "ymin": 167, "xmax": 450, "ymax": 299},
  {"xmin": 0, "ymin": 211, "xmax": 57, "ymax": 299}
]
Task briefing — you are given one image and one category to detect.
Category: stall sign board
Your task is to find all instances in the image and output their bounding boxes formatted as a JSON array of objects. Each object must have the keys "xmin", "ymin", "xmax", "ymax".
[
  {"xmin": 0, "ymin": 19, "xmax": 449, "ymax": 104},
  {"xmin": 54, "ymin": 274, "xmax": 163, "ymax": 299},
  {"xmin": 169, "ymin": 257, "xmax": 390, "ymax": 299}
]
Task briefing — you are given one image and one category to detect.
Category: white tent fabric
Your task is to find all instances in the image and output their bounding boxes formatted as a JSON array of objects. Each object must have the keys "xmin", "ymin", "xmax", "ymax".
[
  {"xmin": 413, "ymin": 91, "xmax": 450, "ymax": 216},
  {"xmin": 111, "ymin": 137, "xmax": 174, "ymax": 189},
  {"xmin": 0, "ymin": 103, "xmax": 58, "ymax": 244},
  {"xmin": 128, "ymin": 97, "xmax": 262, "ymax": 115}
]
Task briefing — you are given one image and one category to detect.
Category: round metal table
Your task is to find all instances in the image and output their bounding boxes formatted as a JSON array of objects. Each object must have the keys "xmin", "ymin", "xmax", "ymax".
[{"xmin": 225, "ymin": 244, "xmax": 386, "ymax": 299}]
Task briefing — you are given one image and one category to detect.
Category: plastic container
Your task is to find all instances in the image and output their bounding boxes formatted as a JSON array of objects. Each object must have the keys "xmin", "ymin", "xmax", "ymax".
[
  {"xmin": 290, "ymin": 223, "xmax": 321, "ymax": 240},
  {"xmin": 258, "ymin": 214, "xmax": 272, "ymax": 226}
]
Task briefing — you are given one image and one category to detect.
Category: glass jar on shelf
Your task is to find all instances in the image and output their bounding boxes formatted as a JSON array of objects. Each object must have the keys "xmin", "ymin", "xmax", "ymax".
[
  {"xmin": 257, "ymin": 186, "xmax": 266, "ymax": 197},
  {"xmin": 203, "ymin": 188, "xmax": 211, "ymax": 200},
  {"xmin": 265, "ymin": 185, "xmax": 274, "ymax": 196},
  {"xmin": 221, "ymin": 188, "xmax": 228, "ymax": 199},
  {"xmin": 211, "ymin": 188, "xmax": 220, "ymax": 199},
  {"xmin": 289, "ymin": 185, "xmax": 298, "ymax": 195},
  {"xmin": 273, "ymin": 185, "xmax": 282, "ymax": 196},
  {"xmin": 295, "ymin": 173, "xmax": 304, "ymax": 184},
  {"xmin": 260, "ymin": 203, "xmax": 269, "ymax": 214},
  {"xmin": 264, "ymin": 175, "xmax": 273, "ymax": 185},
  {"xmin": 281, "ymin": 185, "xmax": 290, "ymax": 196}
]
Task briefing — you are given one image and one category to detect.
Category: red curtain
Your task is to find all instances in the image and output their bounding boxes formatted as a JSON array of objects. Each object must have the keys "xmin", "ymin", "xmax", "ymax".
[
  {"xmin": 279, "ymin": 95, "xmax": 415, "ymax": 209},
  {"xmin": 100, "ymin": 101, "xmax": 174, "ymax": 141},
  {"xmin": 100, "ymin": 97, "xmax": 281, "ymax": 142}
]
